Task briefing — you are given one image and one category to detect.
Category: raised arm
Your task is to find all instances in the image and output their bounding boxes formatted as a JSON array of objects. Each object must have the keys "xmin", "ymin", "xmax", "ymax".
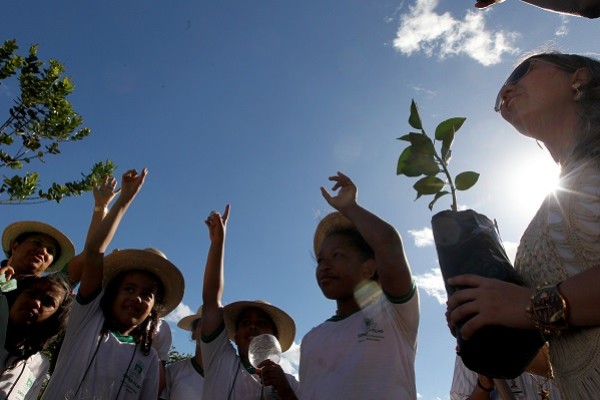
[
  {"xmin": 66, "ymin": 175, "xmax": 120, "ymax": 285},
  {"xmin": 320, "ymin": 171, "xmax": 413, "ymax": 298},
  {"xmin": 201, "ymin": 205, "xmax": 230, "ymax": 338},
  {"xmin": 78, "ymin": 168, "xmax": 147, "ymax": 299}
]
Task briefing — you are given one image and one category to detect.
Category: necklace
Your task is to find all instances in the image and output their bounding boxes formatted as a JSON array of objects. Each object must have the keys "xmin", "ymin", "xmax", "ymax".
[{"xmin": 528, "ymin": 342, "xmax": 553, "ymax": 400}]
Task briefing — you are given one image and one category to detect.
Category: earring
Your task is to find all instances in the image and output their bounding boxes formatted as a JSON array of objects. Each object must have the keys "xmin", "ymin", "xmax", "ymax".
[{"xmin": 572, "ymin": 82, "xmax": 583, "ymax": 101}]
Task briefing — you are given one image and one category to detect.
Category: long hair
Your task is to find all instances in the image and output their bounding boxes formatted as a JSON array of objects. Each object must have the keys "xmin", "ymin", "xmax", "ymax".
[
  {"xmin": 527, "ymin": 52, "xmax": 600, "ymax": 162},
  {"xmin": 100, "ymin": 270, "xmax": 165, "ymax": 356},
  {"xmin": 4, "ymin": 274, "xmax": 72, "ymax": 368}
]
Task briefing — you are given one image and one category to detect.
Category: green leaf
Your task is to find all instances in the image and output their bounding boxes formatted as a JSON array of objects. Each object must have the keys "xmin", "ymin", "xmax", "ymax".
[
  {"xmin": 413, "ymin": 176, "xmax": 445, "ymax": 196},
  {"xmin": 408, "ymin": 99, "xmax": 423, "ymax": 130},
  {"xmin": 428, "ymin": 190, "xmax": 449, "ymax": 211},
  {"xmin": 455, "ymin": 171, "xmax": 480, "ymax": 191},
  {"xmin": 435, "ymin": 117, "xmax": 466, "ymax": 141},
  {"xmin": 396, "ymin": 145, "xmax": 439, "ymax": 177}
]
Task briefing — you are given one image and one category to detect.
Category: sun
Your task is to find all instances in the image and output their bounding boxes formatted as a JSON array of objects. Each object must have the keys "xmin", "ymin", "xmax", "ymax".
[{"xmin": 508, "ymin": 155, "xmax": 560, "ymax": 217}]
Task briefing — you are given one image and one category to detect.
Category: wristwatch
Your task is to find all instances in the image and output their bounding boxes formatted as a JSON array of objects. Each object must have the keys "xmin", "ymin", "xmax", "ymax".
[{"xmin": 527, "ymin": 285, "xmax": 569, "ymax": 337}]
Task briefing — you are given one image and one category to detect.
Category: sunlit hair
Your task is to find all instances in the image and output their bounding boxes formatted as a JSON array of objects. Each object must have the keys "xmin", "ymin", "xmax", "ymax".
[
  {"xmin": 100, "ymin": 270, "xmax": 165, "ymax": 356},
  {"xmin": 524, "ymin": 52, "xmax": 600, "ymax": 162},
  {"xmin": 324, "ymin": 228, "xmax": 378, "ymax": 281},
  {"xmin": 5, "ymin": 274, "xmax": 72, "ymax": 368}
]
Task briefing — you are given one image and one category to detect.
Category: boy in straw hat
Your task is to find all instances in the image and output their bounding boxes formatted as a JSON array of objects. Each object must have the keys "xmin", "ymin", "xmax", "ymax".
[
  {"xmin": 2, "ymin": 220, "xmax": 74, "ymax": 279},
  {"xmin": 200, "ymin": 205, "xmax": 299, "ymax": 400},
  {"xmin": 160, "ymin": 306, "xmax": 205, "ymax": 399},
  {"xmin": 298, "ymin": 172, "xmax": 419, "ymax": 399}
]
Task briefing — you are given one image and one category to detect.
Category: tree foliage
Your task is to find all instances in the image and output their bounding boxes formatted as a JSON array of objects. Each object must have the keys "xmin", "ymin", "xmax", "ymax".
[
  {"xmin": 396, "ymin": 100, "xmax": 479, "ymax": 211},
  {"xmin": 167, "ymin": 346, "xmax": 193, "ymax": 365},
  {"xmin": 0, "ymin": 39, "xmax": 115, "ymax": 205}
]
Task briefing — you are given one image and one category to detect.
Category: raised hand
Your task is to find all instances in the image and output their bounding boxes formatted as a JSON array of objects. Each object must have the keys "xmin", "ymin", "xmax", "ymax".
[
  {"xmin": 93, "ymin": 175, "xmax": 119, "ymax": 209},
  {"xmin": 205, "ymin": 205, "xmax": 230, "ymax": 244},
  {"xmin": 119, "ymin": 168, "xmax": 148, "ymax": 203},
  {"xmin": 320, "ymin": 171, "xmax": 358, "ymax": 213}
]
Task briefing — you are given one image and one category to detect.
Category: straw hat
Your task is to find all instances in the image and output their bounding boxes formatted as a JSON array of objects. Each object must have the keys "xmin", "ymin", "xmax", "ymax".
[
  {"xmin": 103, "ymin": 248, "xmax": 185, "ymax": 317},
  {"xmin": 177, "ymin": 306, "xmax": 203, "ymax": 331},
  {"xmin": 313, "ymin": 212, "xmax": 356, "ymax": 256},
  {"xmin": 223, "ymin": 300, "xmax": 296, "ymax": 352},
  {"xmin": 2, "ymin": 221, "xmax": 75, "ymax": 273}
]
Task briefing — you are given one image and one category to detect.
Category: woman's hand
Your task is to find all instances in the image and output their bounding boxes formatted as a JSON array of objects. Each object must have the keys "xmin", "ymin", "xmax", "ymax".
[{"xmin": 446, "ymin": 274, "xmax": 535, "ymax": 339}]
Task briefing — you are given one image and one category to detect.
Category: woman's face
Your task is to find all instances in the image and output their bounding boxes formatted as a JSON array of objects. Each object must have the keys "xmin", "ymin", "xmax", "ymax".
[
  {"xmin": 9, "ymin": 233, "xmax": 60, "ymax": 277},
  {"xmin": 9, "ymin": 281, "xmax": 67, "ymax": 326},
  {"xmin": 110, "ymin": 271, "xmax": 158, "ymax": 335},
  {"xmin": 497, "ymin": 58, "xmax": 575, "ymax": 140}
]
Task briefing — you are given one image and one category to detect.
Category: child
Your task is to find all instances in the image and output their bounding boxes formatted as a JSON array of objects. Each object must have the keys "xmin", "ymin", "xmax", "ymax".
[
  {"xmin": 2, "ymin": 221, "xmax": 75, "ymax": 279},
  {"xmin": 1, "ymin": 274, "xmax": 72, "ymax": 399},
  {"xmin": 200, "ymin": 205, "xmax": 299, "ymax": 400},
  {"xmin": 298, "ymin": 172, "xmax": 420, "ymax": 399},
  {"xmin": 160, "ymin": 306, "xmax": 204, "ymax": 399},
  {"xmin": 41, "ymin": 168, "xmax": 185, "ymax": 400},
  {"xmin": 64, "ymin": 173, "xmax": 173, "ymax": 394}
]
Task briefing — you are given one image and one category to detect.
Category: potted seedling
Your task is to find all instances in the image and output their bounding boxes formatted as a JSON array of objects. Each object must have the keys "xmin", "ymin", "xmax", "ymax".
[{"xmin": 396, "ymin": 100, "xmax": 543, "ymax": 379}]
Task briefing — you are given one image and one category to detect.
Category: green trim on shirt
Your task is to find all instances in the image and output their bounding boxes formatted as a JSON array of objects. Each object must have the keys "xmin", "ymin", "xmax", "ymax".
[
  {"xmin": 325, "ymin": 279, "xmax": 417, "ymax": 322},
  {"xmin": 200, "ymin": 321, "xmax": 226, "ymax": 343},
  {"xmin": 110, "ymin": 331, "xmax": 136, "ymax": 343},
  {"xmin": 384, "ymin": 278, "xmax": 416, "ymax": 304}
]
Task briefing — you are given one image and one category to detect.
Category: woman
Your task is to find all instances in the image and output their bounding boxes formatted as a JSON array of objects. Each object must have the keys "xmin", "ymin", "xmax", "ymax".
[{"xmin": 447, "ymin": 53, "xmax": 600, "ymax": 399}]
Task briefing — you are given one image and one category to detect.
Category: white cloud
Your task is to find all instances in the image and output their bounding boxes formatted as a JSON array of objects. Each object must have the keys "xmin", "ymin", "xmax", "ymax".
[
  {"xmin": 164, "ymin": 302, "xmax": 194, "ymax": 324},
  {"xmin": 408, "ymin": 226, "xmax": 434, "ymax": 247},
  {"xmin": 414, "ymin": 267, "xmax": 447, "ymax": 304},
  {"xmin": 555, "ymin": 15, "xmax": 569, "ymax": 36},
  {"xmin": 393, "ymin": 0, "xmax": 520, "ymax": 65},
  {"xmin": 502, "ymin": 240, "xmax": 519, "ymax": 264},
  {"xmin": 280, "ymin": 341, "xmax": 300, "ymax": 378}
]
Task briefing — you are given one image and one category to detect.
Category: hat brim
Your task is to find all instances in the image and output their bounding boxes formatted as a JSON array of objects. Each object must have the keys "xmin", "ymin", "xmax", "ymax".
[
  {"xmin": 103, "ymin": 249, "xmax": 185, "ymax": 318},
  {"xmin": 2, "ymin": 221, "xmax": 75, "ymax": 273},
  {"xmin": 223, "ymin": 300, "xmax": 296, "ymax": 352},
  {"xmin": 177, "ymin": 306, "xmax": 203, "ymax": 331},
  {"xmin": 313, "ymin": 212, "xmax": 356, "ymax": 256}
]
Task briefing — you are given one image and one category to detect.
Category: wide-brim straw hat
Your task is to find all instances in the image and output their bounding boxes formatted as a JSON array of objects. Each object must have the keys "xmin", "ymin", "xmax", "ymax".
[
  {"xmin": 2, "ymin": 221, "xmax": 75, "ymax": 273},
  {"xmin": 103, "ymin": 248, "xmax": 185, "ymax": 317},
  {"xmin": 313, "ymin": 212, "xmax": 357, "ymax": 256},
  {"xmin": 177, "ymin": 306, "xmax": 202, "ymax": 331},
  {"xmin": 223, "ymin": 300, "xmax": 296, "ymax": 352}
]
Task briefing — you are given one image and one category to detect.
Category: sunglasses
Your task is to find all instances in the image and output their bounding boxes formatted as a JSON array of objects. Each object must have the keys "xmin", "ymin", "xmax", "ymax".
[{"xmin": 494, "ymin": 59, "xmax": 533, "ymax": 112}]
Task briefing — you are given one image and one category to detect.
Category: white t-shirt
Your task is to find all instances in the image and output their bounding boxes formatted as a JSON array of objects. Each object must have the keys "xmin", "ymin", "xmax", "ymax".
[
  {"xmin": 450, "ymin": 355, "xmax": 562, "ymax": 399},
  {"xmin": 299, "ymin": 285, "xmax": 419, "ymax": 400},
  {"xmin": 41, "ymin": 291, "xmax": 160, "ymax": 400},
  {"xmin": 201, "ymin": 326, "xmax": 299, "ymax": 399},
  {"xmin": 153, "ymin": 320, "xmax": 172, "ymax": 363},
  {"xmin": 161, "ymin": 358, "xmax": 204, "ymax": 399},
  {"xmin": 0, "ymin": 352, "xmax": 49, "ymax": 400}
]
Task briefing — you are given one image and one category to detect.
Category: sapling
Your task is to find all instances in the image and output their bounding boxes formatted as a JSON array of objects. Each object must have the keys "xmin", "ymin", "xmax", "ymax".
[
  {"xmin": 395, "ymin": 100, "xmax": 543, "ymax": 379},
  {"xmin": 396, "ymin": 99, "xmax": 479, "ymax": 211}
]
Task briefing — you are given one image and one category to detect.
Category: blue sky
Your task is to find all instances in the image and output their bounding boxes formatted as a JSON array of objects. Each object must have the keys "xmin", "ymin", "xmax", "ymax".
[{"xmin": 2, "ymin": 1, "xmax": 599, "ymax": 399}]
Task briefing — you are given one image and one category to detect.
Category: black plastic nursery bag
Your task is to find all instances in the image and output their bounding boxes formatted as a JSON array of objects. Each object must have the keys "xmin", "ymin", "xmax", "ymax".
[{"xmin": 432, "ymin": 209, "xmax": 544, "ymax": 379}]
